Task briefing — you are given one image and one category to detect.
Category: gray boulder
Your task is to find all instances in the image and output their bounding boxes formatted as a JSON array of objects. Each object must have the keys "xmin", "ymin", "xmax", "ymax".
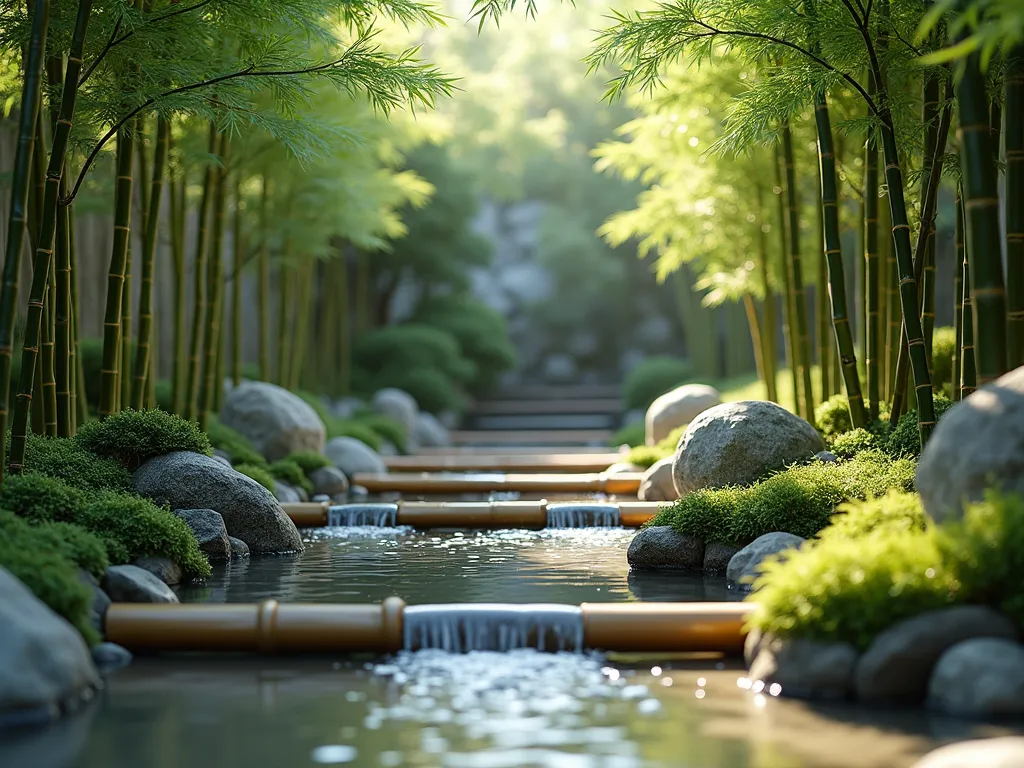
[
  {"xmin": 414, "ymin": 411, "xmax": 450, "ymax": 448},
  {"xmin": 373, "ymin": 388, "xmax": 418, "ymax": 437},
  {"xmin": 91, "ymin": 643, "xmax": 132, "ymax": 676},
  {"xmin": 132, "ymin": 556, "xmax": 182, "ymax": 586},
  {"xmin": 229, "ymin": 537, "xmax": 250, "ymax": 558},
  {"xmin": 309, "ymin": 466, "xmax": 349, "ymax": 497},
  {"xmin": 646, "ymin": 383, "xmax": 722, "ymax": 445},
  {"xmin": 815, "ymin": 450, "xmax": 838, "ymax": 463},
  {"xmin": 378, "ymin": 441, "xmax": 399, "ymax": 457},
  {"xmin": 748, "ymin": 633, "xmax": 859, "ymax": 700},
  {"xmin": 918, "ymin": 366, "xmax": 1024, "ymax": 522},
  {"xmin": 77, "ymin": 568, "xmax": 110, "ymax": 637},
  {"xmin": 212, "ymin": 454, "xmax": 233, "ymax": 469},
  {"xmin": 273, "ymin": 481, "xmax": 302, "ymax": 504},
  {"xmin": 672, "ymin": 400, "xmax": 824, "ymax": 496},
  {"xmin": 910, "ymin": 738, "xmax": 1024, "ymax": 768},
  {"xmin": 927, "ymin": 638, "xmax": 1024, "ymax": 718},
  {"xmin": 626, "ymin": 526, "xmax": 704, "ymax": 571},
  {"xmin": 543, "ymin": 354, "xmax": 577, "ymax": 383},
  {"xmin": 102, "ymin": 565, "xmax": 179, "ymax": 603},
  {"xmin": 638, "ymin": 457, "xmax": 678, "ymax": 502},
  {"xmin": 703, "ymin": 541, "xmax": 741, "ymax": 574},
  {"xmin": 855, "ymin": 606, "xmax": 1019, "ymax": 704},
  {"xmin": 220, "ymin": 381, "xmax": 325, "ymax": 461},
  {"xmin": 325, "ymin": 436, "xmax": 386, "ymax": 479},
  {"xmin": 172, "ymin": 508, "xmax": 231, "ymax": 561},
  {"xmin": 726, "ymin": 532, "xmax": 805, "ymax": 587},
  {"xmin": 134, "ymin": 452, "xmax": 303, "ymax": 555},
  {"xmin": 0, "ymin": 568, "xmax": 100, "ymax": 725}
]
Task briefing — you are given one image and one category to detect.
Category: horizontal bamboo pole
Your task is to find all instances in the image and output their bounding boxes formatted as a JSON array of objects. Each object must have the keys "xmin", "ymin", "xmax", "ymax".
[
  {"xmin": 350, "ymin": 472, "xmax": 643, "ymax": 496},
  {"xmin": 384, "ymin": 453, "xmax": 627, "ymax": 473},
  {"xmin": 281, "ymin": 501, "xmax": 330, "ymax": 526},
  {"xmin": 105, "ymin": 599, "xmax": 749, "ymax": 655}
]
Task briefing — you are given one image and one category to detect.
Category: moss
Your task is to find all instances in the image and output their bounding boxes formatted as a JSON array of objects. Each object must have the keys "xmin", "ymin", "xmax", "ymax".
[
  {"xmin": 830, "ymin": 428, "xmax": 879, "ymax": 459},
  {"xmin": 367, "ymin": 366, "xmax": 467, "ymax": 416},
  {"xmin": 32, "ymin": 521, "xmax": 111, "ymax": 580},
  {"xmin": 287, "ymin": 450, "xmax": 332, "ymax": 475},
  {"xmin": 269, "ymin": 458, "xmax": 313, "ymax": 494},
  {"xmin": 885, "ymin": 394, "xmax": 955, "ymax": 459},
  {"xmin": 354, "ymin": 411, "xmax": 406, "ymax": 452},
  {"xmin": 206, "ymin": 418, "xmax": 267, "ymax": 467},
  {"xmin": 931, "ymin": 326, "xmax": 956, "ymax": 393},
  {"xmin": 78, "ymin": 492, "xmax": 211, "ymax": 579},
  {"xmin": 10, "ymin": 433, "xmax": 133, "ymax": 493},
  {"xmin": 611, "ymin": 421, "xmax": 645, "ymax": 448},
  {"xmin": 624, "ymin": 424, "xmax": 687, "ymax": 469},
  {"xmin": 819, "ymin": 491, "xmax": 927, "ymax": 541},
  {"xmin": 77, "ymin": 408, "xmax": 213, "ymax": 470},
  {"xmin": 327, "ymin": 420, "xmax": 382, "ymax": 451},
  {"xmin": 814, "ymin": 394, "xmax": 854, "ymax": 440},
  {"xmin": 0, "ymin": 512, "xmax": 98, "ymax": 644},
  {"xmin": 235, "ymin": 463, "xmax": 276, "ymax": 492},
  {"xmin": 0, "ymin": 472, "xmax": 90, "ymax": 523},
  {"xmin": 623, "ymin": 356, "xmax": 694, "ymax": 411},
  {"xmin": 650, "ymin": 451, "xmax": 917, "ymax": 545}
]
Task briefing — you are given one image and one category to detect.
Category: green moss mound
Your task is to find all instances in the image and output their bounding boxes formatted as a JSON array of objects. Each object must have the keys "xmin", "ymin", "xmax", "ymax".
[
  {"xmin": 885, "ymin": 394, "xmax": 955, "ymax": 459},
  {"xmin": 235, "ymin": 463, "xmax": 276, "ymax": 492},
  {"xmin": 624, "ymin": 424, "xmax": 687, "ymax": 469},
  {"xmin": 31, "ymin": 520, "xmax": 111, "ymax": 580},
  {"xmin": 206, "ymin": 419, "xmax": 267, "ymax": 467},
  {"xmin": 0, "ymin": 471, "xmax": 90, "ymax": 523},
  {"xmin": 623, "ymin": 357, "xmax": 694, "ymax": 411},
  {"xmin": 76, "ymin": 408, "xmax": 213, "ymax": 470},
  {"xmin": 814, "ymin": 395, "xmax": 854, "ymax": 440},
  {"xmin": 354, "ymin": 411, "xmax": 407, "ymax": 452},
  {"xmin": 819, "ymin": 491, "xmax": 928, "ymax": 541},
  {"xmin": 294, "ymin": 392, "xmax": 386, "ymax": 450},
  {"xmin": 287, "ymin": 450, "xmax": 331, "ymax": 475},
  {"xmin": 931, "ymin": 326, "xmax": 956, "ymax": 394},
  {"xmin": 649, "ymin": 451, "xmax": 916, "ymax": 545},
  {"xmin": 830, "ymin": 428, "xmax": 879, "ymax": 459},
  {"xmin": 611, "ymin": 421, "xmax": 645, "ymax": 449},
  {"xmin": 269, "ymin": 458, "xmax": 313, "ymax": 494},
  {"xmin": 9, "ymin": 433, "xmax": 134, "ymax": 493},
  {"xmin": 0, "ymin": 512, "xmax": 98, "ymax": 643}
]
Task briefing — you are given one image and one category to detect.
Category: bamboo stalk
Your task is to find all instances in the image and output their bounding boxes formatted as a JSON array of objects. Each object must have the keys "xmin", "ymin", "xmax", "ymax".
[
  {"xmin": 69, "ymin": 198, "xmax": 86, "ymax": 427},
  {"xmin": 953, "ymin": 188, "xmax": 964, "ymax": 400},
  {"xmin": 864, "ymin": 90, "xmax": 880, "ymax": 417},
  {"xmin": 199, "ymin": 135, "xmax": 229, "ymax": 429},
  {"xmin": 10, "ymin": 0, "xmax": 93, "ymax": 473},
  {"xmin": 42, "ymin": 209, "xmax": 57, "ymax": 436},
  {"xmin": 957, "ymin": 191, "xmax": 977, "ymax": 397},
  {"xmin": 258, "ymin": 178, "xmax": 270, "ymax": 381},
  {"xmin": 131, "ymin": 115, "xmax": 168, "ymax": 409},
  {"xmin": 55, "ymin": 165, "xmax": 72, "ymax": 435},
  {"xmin": 1006, "ymin": 47, "xmax": 1024, "ymax": 369},
  {"xmin": 756, "ymin": 182, "xmax": 778, "ymax": 403},
  {"xmin": 276, "ymin": 254, "xmax": 292, "ymax": 386},
  {"xmin": 814, "ymin": 159, "xmax": 831, "ymax": 400},
  {"xmin": 338, "ymin": 249, "xmax": 351, "ymax": 394},
  {"xmin": 231, "ymin": 177, "xmax": 243, "ymax": 387},
  {"xmin": 814, "ymin": 95, "xmax": 867, "ymax": 427},
  {"xmin": 169, "ymin": 133, "xmax": 186, "ymax": 414},
  {"xmin": 957, "ymin": 51, "xmax": 1008, "ymax": 385},
  {"xmin": 288, "ymin": 259, "xmax": 313, "ymax": 391},
  {"xmin": 773, "ymin": 148, "xmax": 800, "ymax": 412},
  {"xmin": 920, "ymin": 63, "xmax": 941, "ymax": 373}
]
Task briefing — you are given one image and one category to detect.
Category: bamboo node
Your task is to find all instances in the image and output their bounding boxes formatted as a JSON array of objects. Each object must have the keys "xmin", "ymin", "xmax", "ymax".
[
  {"xmin": 972, "ymin": 287, "xmax": 1006, "ymax": 297},
  {"xmin": 892, "ymin": 224, "xmax": 911, "ymax": 232}
]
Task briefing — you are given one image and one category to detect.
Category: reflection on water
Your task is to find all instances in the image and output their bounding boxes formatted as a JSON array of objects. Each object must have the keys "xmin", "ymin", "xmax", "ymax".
[{"xmin": 177, "ymin": 528, "xmax": 725, "ymax": 606}]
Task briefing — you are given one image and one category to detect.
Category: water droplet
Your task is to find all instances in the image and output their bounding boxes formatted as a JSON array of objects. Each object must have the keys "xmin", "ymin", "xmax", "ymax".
[
  {"xmin": 696, "ymin": 677, "xmax": 706, "ymax": 687},
  {"xmin": 661, "ymin": 678, "xmax": 673, "ymax": 687},
  {"xmin": 753, "ymin": 694, "xmax": 767, "ymax": 708},
  {"xmin": 637, "ymin": 698, "xmax": 661, "ymax": 714},
  {"xmin": 736, "ymin": 677, "xmax": 751, "ymax": 690},
  {"xmin": 752, "ymin": 680, "xmax": 765, "ymax": 693},
  {"xmin": 311, "ymin": 745, "xmax": 357, "ymax": 764},
  {"xmin": 769, "ymin": 683, "xmax": 782, "ymax": 697},
  {"xmin": 695, "ymin": 689, "xmax": 706, "ymax": 700},
  {"xmin": 651, "ymin": 666, "xmax": 662, "ymax": 676}
]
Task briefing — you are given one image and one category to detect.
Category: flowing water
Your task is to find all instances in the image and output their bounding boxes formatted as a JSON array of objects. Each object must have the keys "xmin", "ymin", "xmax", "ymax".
[{"xmin": 2, "ymin": 527, "xmax": 1021, "ymax": 768}]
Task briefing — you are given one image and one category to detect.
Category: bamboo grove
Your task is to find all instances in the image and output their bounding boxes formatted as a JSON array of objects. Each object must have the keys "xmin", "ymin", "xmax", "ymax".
[{"xmin": 0, "ymin": 0, "xmax": 453, "ymax": 481}]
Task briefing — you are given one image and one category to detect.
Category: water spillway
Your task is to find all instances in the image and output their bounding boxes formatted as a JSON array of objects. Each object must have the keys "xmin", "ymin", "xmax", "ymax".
[
  {"xmin": 326, "ymin": 503, "xmax": 399, "ymax": 527},
  {"xmin": 402, "ymin": 604, "xmax": 585, "ymax": 652},
  {"xmin": 545, "ymin": 503, "xmax": 620, "ymax": 528},
  {"xmin": 349, "ymin": 471, "xmax": 643, "ymax": 496}
]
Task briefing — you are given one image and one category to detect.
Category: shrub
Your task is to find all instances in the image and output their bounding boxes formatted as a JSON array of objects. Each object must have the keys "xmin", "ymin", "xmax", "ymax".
[
  {"xmin": 0, "ymin": 512, "xmax": 98, "ymax": 643},
  {"xmin": 611, "ymin": 421, "xmax": 645, "ymax": 449},
  {"xmin": 294, "ymin": 392, "xmax": 389, "ymax": 449},
  {"xmin": 623, "ymin": 357, "xmax": 694, "ymax": 411},
  {"xmin": 931, "ymin": 326, "xmax": 956, "ymax": 393},
  {"xmin": 78, "ymin": 492, "xmax": 211, "ymax": 579},
  {"xmin": 354, "ymin": 411, "xmax": 407, "ymax": 452},
  {"xmin": 819, "ymin": 491, "xmax": 927, "ymax": 541},
  {"xmin": 32, "ymin": 520, "xmax": 111, "ymax": 580},
  {"xmin": 353, "ymin": 324, "xmax": 475, "ymax": 387},
  {"xmin": 77, "ymin": 408, "xmax": 212, "ymax": 470},
  {"xmin": 365, "ymin": 366, "xmax": 467, "ymax": 416},
  {"xmin": 287, "ymin": 450, "xmax": 332, "ymax": 475},
  {"xmin": 206, "ymin": 418, "xmax": 267, "ymax": 467},
  {"xmin": 815, "ymin": 394, "xmax": 853, "ymax": 440},
  {"xmin": 269, "ymin": 458, "xmax": 313, "ymax": 494},
  {"xmin": 14, "ymin": 433, "xmax": 134, "ymax": 493},
  {"xmin": 885, "ymin": 394, "xmax": 955, "ymax": 459},
  {"xmin": 650, "ymin": 451, "xmax": 917, "ymax": 545},
  {"xmin": 235, "ymin": 463, "xmax": 276, "ymax": 492},
  {"xmin": 0, "ymin": 471, "xmax": 90, "ymax": 523},
  {"xmin": 326, "ymin": 419, "xmax": 382, "ymax": 451},
  {"xmin": 625, "ymin": 424, "xmax": 687, "ymax": 468},
  {"xmin": 830, "ymin": 428, "xmax": 879, "ymax": 459}
]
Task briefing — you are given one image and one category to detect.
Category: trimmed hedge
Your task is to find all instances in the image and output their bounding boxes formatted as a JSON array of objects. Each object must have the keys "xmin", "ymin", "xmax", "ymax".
[
  {"xmin": 623, "ymin": 357, "xmax": 694, "ymax": 411},
  {"xmin": 76, "ymin": 408, "xmax": 212, "ymax": 470}
]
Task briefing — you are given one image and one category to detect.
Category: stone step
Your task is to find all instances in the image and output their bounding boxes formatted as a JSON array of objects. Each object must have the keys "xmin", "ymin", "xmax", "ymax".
[
  {"xmin": 449, "ymin": 429, "xmax": 614, "ymax": 446},
  {"xmin": 467, "ymin": 414, "xmax": 617, "ymax": 431},
  {"xmin": 472, "ymin": 398, "xmax": 623, "ymax": 416}
]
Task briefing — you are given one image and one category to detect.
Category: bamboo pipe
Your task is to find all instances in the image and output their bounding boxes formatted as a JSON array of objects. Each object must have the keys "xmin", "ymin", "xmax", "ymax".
[
  {"xmin": 281, "ymin": 501, "xmax": 330, "ymax": 526},
  {"xmin": 105, "ymin": 597, "xmax": 406, "ymax": 653},
  {"xmin": 350, "ymin": 472, "xmax": 643, "ymax": 496},
  {"xmin": 104, "ymin": 600, "xmax": 750, "ymax": 655},
  {"xmin": 384, "ymin": 454, "xmax": 627, "ymax": 473}
]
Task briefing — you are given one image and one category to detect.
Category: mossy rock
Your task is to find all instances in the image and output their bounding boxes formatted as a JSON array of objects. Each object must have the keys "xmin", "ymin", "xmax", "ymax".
[
  {"xmin": 10, "ymin": 433, "xmax": 133, "ymax": 493},
  {"xmin": 76, "ymin": 408, "xmax": 213, "ymax": 470},
  {"xmin": 269, "ymin": 458, "xmax": 313, "ymax": 495}
]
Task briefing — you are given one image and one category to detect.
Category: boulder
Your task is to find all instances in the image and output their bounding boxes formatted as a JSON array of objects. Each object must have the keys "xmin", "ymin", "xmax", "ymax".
[
  {"xmin": 910, "ymin": 738, "xmax": 1024, "ymax": 768},
  {"xmin": 219, "ymin": 381, "xmax": 326, "ymax": 462},
  {"xmin": 77, "ymin": 568, "xmax": 110, "ymax": 637},
  {"xmin": 378, "ymin": 441, "xmax": 399, "ymax": 457},
  {"xmin": 309, "ymin": 466, "xmax": 350, "ymax": 497},
  {"xmin": 102, "ymin": 565, "xmax": 179, "ymax": 603},
  {"xmin": 918, "ymin": 366, "xmax": 1024, "ymax": 522},
  {"xmin": 626, "ymin": 526, "xmax": 704, "ymax": 571},
  {"xmin": 815, "ymin": 450, "xmax": 838, "ymax": 463},
  {"xmin": 703, "ymin": 542, "xmax": 741, "ymax": 574},
  {"xmin": 726, "ymin": 533, "xmax": 805, "ymax": 587},
  {"xmin": 229, "ymin": 537, "xmax": 250, "ymax": 558},
  {"xmin": 331, "ymin": 397, "xmax": 364, "ymax": 419},
  {"xmin": 854, "ymin": 606, "xmax": 1019, "ymax": 704},
  {"xmin": 748, "ymin": 633, "xmax": 859, "ymax": 700},
  {"xmin": 638, "ymin": 458, "xmax": 677, "ymax": 502},
  {"xmin": 133, "ymin": 452, "xmax": 303, "ymax": 555},
  {"xmin": 673, "ymin": 401, "xmax": 824, "ymax": 495},
  {"xmin": 91, "ymin": 643, "xmax": 132, "ymax": 676},
  {"xmin": 927, "ymin": 637, "xmax": 1024, "ymax": 718},
  {"xmin": 0, "ymin": 568, "xmax": 101, "ymax": 725},
  {"xmin": 273, "ymin": 481, "xmax": 302, "ymax": 504},
  {"xmin": 373, "ymin": 388, "xmax": 419, "ymax": 437},
  {"xmin": 646, "ymin": 384, "xmax": 722, "ymax": 445},
  {"xmin": 212, "ymin": 454, "xmax": 233, "ymax": 469},
  {"xmin": 172, "ymin": 508, "xmax": 231, "ymax": 561},
  {"xmin": 414, "ymin": 411, "xmax": 450, "ymax": 449},
  {"xmin": 543, "ymin": 354, "xmax": 577, "ymax": 383},
  {"xmin": 132, "ymin": 556, "xmax": 182, "ymax": 586},
  {"xmin": 325, "ymin": 436, "xmax": 387, "ymax": 479}
]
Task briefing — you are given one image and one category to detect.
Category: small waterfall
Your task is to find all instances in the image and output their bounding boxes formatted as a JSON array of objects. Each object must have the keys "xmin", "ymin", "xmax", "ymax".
[
  {"xmin": 403, "ymin": 604, "xmax": 585, "ymax": 653},
  {"xmin": 326, "ymin": 503, "xmax": 398, "ymax": 527},
  {"xmin": 545, "ymin": 504, "xmax": 620, "ymax": 528}
]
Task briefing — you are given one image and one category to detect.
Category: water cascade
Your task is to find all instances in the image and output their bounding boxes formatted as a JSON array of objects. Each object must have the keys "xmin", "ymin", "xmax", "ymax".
[
  {"xmin": 402, "ymin": 604, "xmax": 585, "ymax": 652},
  {"xmin": 327, "ymin": 503, "xmax": 399, "ymax": 527},
  {"xmin": 545, "ymin": 504, "xmax": 620, "ymax": 528}
]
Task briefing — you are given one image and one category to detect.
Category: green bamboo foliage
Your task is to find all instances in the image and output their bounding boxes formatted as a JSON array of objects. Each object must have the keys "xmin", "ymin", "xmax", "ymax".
[
  {"xmin": 958, "ymin": 192, "xmax": 977, "ymax": 397},
  {"xmin": 10, "ymin": 0, "xmax": 94, "ymax": 474},
  {"xmin": 184, "ymin": 123, "xmax": 218, "ymax": 422},
  {"xmin": 864, "ymin": 114, "xmax": 880, "ymax": 418},
  {"xmin": 957, "ymin": 51, "xmax": 1009, "ymax": 386},
  {"xmin": 814, "ymin": 95, "xmax": 867, "ymax": 428},
  {"xmin": 199, "ymin": 137, "xmax": 230, "ymax": 429},
  {"xmin": 781, "ymin": 123, "xmax": 815, "ymax": 423},
  {"xmin": 1006, "ymin": 47, "xmax": 1024, "ymax": 369},
  {"xmin": 0, "ymin": 0, "xmax": 49, "ymax": 475},
  {"xmin": 131, "ymin": 115, "xmax": 169, "ymax": 408},
  {"xmin": 231, "ymin": 178, "xmax": 244, "ymax": 387},
  {"xmin": 97, "ymin": 127, "xmax": 135, "ymax": 418}
]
